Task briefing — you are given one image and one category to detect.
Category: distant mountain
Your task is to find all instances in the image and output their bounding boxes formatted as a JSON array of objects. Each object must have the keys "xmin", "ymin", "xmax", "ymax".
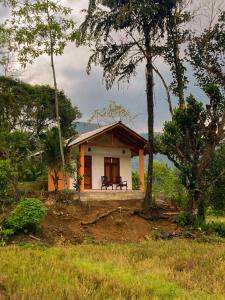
[
  {"xmin": 136, "ymin": 132, "xmax": 173, "ymax": 170},
  {"xmin": 132, "ymin": 153, "xmax": 173, "ymax": 171},
  {"xmin": 75, "ymin": 122, "xmax": 172, "ymax": 169},
  {"xmin": 75, "ymin": 122, "xmax": 100, "ymax": 134}
]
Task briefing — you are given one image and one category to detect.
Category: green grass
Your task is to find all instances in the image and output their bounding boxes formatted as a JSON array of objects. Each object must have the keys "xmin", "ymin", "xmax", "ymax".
[
  {"xmin": 0, "ymin": 240, "xmax": 225, "ymax": 299},
  {"xmin": 206, "ymin": 215, "xmax": 225, "ymax": 224}
]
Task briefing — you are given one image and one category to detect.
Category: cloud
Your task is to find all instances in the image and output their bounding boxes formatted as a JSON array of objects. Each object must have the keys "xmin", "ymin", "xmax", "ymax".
[{"xmin": 0, "ymin": 0, "xmax": 208, "ymax": 133}]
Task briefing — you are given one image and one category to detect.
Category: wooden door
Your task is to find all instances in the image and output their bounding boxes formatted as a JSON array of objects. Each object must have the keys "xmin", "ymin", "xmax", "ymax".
[
  {"xmin": 104, "ymin": 157, "xmax": 120, "ymax": 184},
  {"xmin": 84, "ymin": 156, "xmax": 92, "ymax": 189}
]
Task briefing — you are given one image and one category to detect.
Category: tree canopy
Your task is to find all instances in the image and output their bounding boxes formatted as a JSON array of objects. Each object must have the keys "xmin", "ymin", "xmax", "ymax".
[{"xmin": 0, "ymin": 76, "xmax": 81, "ymax": 138}]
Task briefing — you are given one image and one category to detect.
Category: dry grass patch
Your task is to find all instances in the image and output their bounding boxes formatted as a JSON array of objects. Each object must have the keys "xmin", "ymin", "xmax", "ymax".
[{"xmin": 0, "ymin": 239, "xmax": 225, "ymax": 299}]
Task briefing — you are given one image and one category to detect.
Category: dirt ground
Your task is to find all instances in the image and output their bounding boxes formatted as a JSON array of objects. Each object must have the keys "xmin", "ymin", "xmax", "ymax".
[{"xmin": 12, "ymin": 198, "xmax": 181, "ymax": 245}]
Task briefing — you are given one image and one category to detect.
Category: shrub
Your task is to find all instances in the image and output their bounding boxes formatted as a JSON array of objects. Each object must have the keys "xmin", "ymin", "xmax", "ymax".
[
  {"xmin": 132, "ymin": 171, "xmax": 140, "ymax": 190},
  {"xmin": 175, "ymin": 211, "xmax": 198, "ymax": 227},
  {"xmin": 202, "ymin": 222, "xmax": 225, "ymax": 238},
  {"xmin": 206, "ymin": 207, "xmax": 225, "ymax": 217},
  {"xmin": 6, "ymin": 198, "xmax": 47, "ymax": 233},
  {"xmin": 55, "ymin": 190, "xmax": 75, "ymax": 203},
  {"xmin": 153, "ymin": 162, "xmax": 188, "ymax": 208},
  {"xmin": 0, "ymin": 226, "xmax": 14, "ymax": 246},
  {"xmin": 176, "ymin": 212, "xmax": 189, "ymax": 227}
]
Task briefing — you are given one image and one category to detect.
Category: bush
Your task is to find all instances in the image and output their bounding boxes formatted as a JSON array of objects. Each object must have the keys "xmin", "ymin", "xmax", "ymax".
[
  {"xmin": 202, "ymin": 222, "xmax": 225, "ymax": 238},
  {"xmin": 132, "ymin": 171, "xmax": 140, "ymax": 190},
  {"xmin": 6, "ymin": 198, "xmax": 47, "ymax": 233},
  {"xmin": 176, "ymin": 211, "xmax": 199, "ymax": 227},
  {"xmin": 176, "ymin": 212, "xmax": 190, "ymax": 227},
  {"xmin": 0, "ymin": 226, "xmax": 14, "ymax": 246},
  {"xmin": 153, "ymin": 162, "xmax": 188, "ymax": 208}
]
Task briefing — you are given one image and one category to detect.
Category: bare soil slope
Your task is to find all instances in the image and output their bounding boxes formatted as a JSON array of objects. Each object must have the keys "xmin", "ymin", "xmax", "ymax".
[{"xmin": 14, "ymin": 199, "xmax": 180, "ymax": 245}]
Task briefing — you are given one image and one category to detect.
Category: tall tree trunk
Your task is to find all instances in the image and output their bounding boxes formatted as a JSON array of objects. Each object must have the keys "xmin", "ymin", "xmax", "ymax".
[
  {"xmin": 144, "ymin": 55, "xmax": 154, "ymax": 209},
  {"xmin": 46, "ymin": 2, "xmax": 67, "ymax": 190},
  {"xmin": 50, "ymin": 50, "xmax": 67, "ymax": 190}
]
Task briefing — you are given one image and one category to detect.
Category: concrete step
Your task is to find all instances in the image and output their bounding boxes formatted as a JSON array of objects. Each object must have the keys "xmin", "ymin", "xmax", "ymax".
[{"xmin": 73, "ymin": 190, "xmax": 145, "ymax": 201}]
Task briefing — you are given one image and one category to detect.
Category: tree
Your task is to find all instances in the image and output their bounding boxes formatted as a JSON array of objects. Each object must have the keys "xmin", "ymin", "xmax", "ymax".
[
  {"xmin": 160, "ymin": 85, "xmax": 225, "ymax": 220},
  {"xmin": 0, "ymin": 76, "xmax": 81, "ymax": 137},
  {"xmin": 42, "ymin": 128, "xmax": 62, "ymax": 192},
  {"xmin": 0, "ymin": 26, "xmax": 19, "ymax": 76},
  {"xmin": 9, "ymin": 0, "xmax": 77, "ymax": 189},
  {"xmin": 156, "ymin": 5, "xmax": 225, "ymax": 220},
  {"xmin": 30, "ymin": 84, "xmax": 81, "ymax": 138},
  {"xmin": 42, "ymin": 127, "xmax": 79, "ymax": 193},
  {"xmin": 204, "ymin": 144, "xmax": 225, "ymax": 211},
  {"xmin": 80, "ymin": 0, "xmax": 177, "ymax": 209},
  {"xmin": 89, "ymin": 100, "xmax": 136, "ymax": 125},
  {"xmin": 0, "ymin": 159, "xmax": 16, "ymax": 204},
  {"xmin": 0, "ymin": 127, "xmax": 35, "ymax": 182},
  {"xmin": 163, "ymin": 1, "xmax": 190, "ymax": 109}
]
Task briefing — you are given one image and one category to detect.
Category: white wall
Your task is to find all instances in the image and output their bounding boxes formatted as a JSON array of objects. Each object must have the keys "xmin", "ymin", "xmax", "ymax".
[
  {"xmin": 84, "ymin": 145, "xmax": 132, "ymax": 190},
  {"xmin": 69, "ymin": 160, "xmax": 77, "ymax": 190}
]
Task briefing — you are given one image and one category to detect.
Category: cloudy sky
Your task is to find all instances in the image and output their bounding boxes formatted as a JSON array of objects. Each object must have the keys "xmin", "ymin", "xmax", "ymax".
[{"xmin": 0, "ymin": 0, "xmax": 223, "ymax": 133}]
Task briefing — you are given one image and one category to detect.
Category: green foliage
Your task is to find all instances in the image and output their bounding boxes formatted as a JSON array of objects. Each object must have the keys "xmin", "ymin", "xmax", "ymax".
[
  {"xmin": 73, "ymin": 175, "xmax": 83, "ymax": 192},
  {"xmin": 42, "ymin": 128, "xmax": 62, "ymax": 170},
  {"xmin": 160, "ymin": 87, "xmax": 225, "ymax": 217},
  {"xmin": 0, "ymin": 226, "xmax": 14, "ymax": 246},
  {"xmin": 204, "ymin": 144, "xmax": 225, "ymax": 211},
  {"xmin": 176, "ymin": 212, "xmax": 194, "ymax": 227},
  {"xmin": 0, "ymin": 159, "xmax": 16, "ymax": 200},
  {"xmin": 6, "ymin": 198, "xmax": 47, "ymax": 233},
  {"xmin": 0, "ymin": 76, "xmax": 81, "ymax": 137},
  {"xmin": 153, "ymin": 161, "xmax": 188, "ymax": 208},
  {"xmin": 207, "ymin": 207, "xmax": 225, "ymax": 217},
  {"xmin": 132, "ymin": 171, "xmax": 140, "ymax": 190},
  {"xmin": 189, "ymin": 11, "xmax": 225, "ymax": 87},
  {"xmin": 22, "ymin": 159, "xmax": 46, "ymax": 182},
  {"xmin": 202, "ymin": 222, "xmax": 225, "ymax": 238},
  {"xmin": 0, "ymin": 128, "xmax": 36, "ymax": 183},
  {"xmin": 0, "ymin": 25, "xmax": 18, "ymax": 76},
  {"xmin": 42, "ymin": 127, "xmax": 62, "ymax": 190},
  {"xmin": 81, "ymin": 0, "xmax": 176, "ymax": 88},
  {"xmin": 11, "ymin": 0, "xmax": 76, "ymax": 67}
]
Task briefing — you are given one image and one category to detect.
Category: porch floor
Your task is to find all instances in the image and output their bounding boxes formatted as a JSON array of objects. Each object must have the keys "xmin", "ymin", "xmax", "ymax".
[{"xmin": 75, "ymin": 190, "xmax": 144, "ymax": 201}]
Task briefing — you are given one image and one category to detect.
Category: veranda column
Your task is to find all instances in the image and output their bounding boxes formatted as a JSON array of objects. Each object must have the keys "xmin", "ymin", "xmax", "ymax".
[
  {"xmin": 79, "ymin": 144, "xmax": 85, "ymax": 192},
  {"xmin": 139, "ymin": 149, "xmax": 145, "ymax": 192}
]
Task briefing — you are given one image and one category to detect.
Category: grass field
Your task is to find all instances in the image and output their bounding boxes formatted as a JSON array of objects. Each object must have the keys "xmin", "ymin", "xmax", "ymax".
[{"xmin": 0, "ymin": 239, "xmax": 225, "ymax": 300}]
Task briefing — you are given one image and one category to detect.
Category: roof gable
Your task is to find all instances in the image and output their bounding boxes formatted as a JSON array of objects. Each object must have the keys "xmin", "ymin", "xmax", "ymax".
[{"xmin": 68, "ymin": 122, "xmax": 147, "ymax": 151}]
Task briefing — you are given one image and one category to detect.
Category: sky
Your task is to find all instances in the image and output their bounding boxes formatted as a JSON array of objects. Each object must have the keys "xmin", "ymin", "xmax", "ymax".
[{"xmin": 0, "ymin": 0, "xmax": 222, "ymax": 133}]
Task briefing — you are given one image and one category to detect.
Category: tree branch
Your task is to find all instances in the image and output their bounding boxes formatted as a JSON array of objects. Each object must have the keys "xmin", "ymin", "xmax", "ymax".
[{"xmin": 152, "ymin": 64, "xmax": 173, "ymax": 116}]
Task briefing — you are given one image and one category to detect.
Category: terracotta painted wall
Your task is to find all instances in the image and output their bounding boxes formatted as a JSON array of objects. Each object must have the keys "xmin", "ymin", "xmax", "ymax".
[{"xmin": 48, "ymin": 168, "xmax": 70, "ymax": 192}]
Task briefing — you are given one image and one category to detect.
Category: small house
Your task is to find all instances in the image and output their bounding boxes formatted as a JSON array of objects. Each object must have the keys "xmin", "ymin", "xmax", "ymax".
[{"xmin": 48, "ymin": 122, "xmax": 147, "ymax": 199}]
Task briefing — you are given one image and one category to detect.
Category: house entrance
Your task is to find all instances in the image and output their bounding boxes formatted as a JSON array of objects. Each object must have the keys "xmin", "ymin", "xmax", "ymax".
[
  {"xmin": 84, "ymin": 156, "xmax": 92, "ymax": 189},
  {"xmin": 104, "ymin": 157, "xmax": 120, "ymax": 184}
]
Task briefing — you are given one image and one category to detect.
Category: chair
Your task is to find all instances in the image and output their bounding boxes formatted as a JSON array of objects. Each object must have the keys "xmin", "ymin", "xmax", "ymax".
[
  {"xmin": 101, "ymin": 176, "xmax": 113, "ymax": 190},
  {"xmin": 115, "ymin": 176, "xmax": 128, "ymax": 190}
]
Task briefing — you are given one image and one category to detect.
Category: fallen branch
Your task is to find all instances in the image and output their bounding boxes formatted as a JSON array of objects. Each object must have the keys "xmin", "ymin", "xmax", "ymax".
[
  {"xmin": 29, "ymin": 234, "xmax": 41, "ymax": 241},
  {"xmin": 80, "ymin": 207, "xmax": 131, "ymax": 225}
]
